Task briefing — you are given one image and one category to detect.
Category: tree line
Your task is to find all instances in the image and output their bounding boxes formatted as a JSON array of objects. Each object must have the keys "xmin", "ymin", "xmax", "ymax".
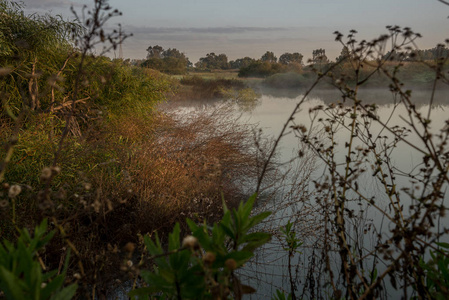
[{"xmin": 139, "ymin": 43, "xmax": 449, "ymax": 77}]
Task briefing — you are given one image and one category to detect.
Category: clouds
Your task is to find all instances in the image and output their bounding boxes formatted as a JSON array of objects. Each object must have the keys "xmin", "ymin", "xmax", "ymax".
[
  {"xmin": 119, "ymin": 25, "xmax": 332, "ymax": 63},
  {"xmin": 126, "ymin": 26, "xmax": 288, "ymax": 35},
  {"xmin": 21, "ymin": 0, "xmax": 87, "ymax": 9}
]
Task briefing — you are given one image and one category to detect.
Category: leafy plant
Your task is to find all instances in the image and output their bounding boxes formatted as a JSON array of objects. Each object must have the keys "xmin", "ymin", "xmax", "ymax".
[
  {"xmin": 272, "ymin": 289, "xmax": 293, "ymax": 300},
  {"xmin": 130, "ymin": 194, "xmax": 271, "ymax": 300},
  {"xmin": 0, "ymin": 219, "xmax": 77, "ymax": 300},
  {"xmin": 419, "ymin": 243, "xmax": 449, "ymax": 299},
  {"xmin": 280, "ymin": 221, "xmax": 303, "ymax": 300}
]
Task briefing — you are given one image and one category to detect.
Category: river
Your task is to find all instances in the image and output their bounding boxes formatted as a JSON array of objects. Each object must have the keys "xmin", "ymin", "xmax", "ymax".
[
  {"xmin": 169, "ymin": 86, "xmax": 448, "ymax": 299},
  {"xmin": 140, "ymin": 87, "xmax": 449, "ymax": 299}
]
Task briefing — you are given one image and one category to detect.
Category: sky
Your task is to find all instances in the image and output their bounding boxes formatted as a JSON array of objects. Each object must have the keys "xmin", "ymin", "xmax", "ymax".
[{"xmin": 21, "ymin": 0, "xmax": 449, "ymax": 63}]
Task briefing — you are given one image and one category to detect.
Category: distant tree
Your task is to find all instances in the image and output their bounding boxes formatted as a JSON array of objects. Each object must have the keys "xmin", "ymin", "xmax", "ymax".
[
  {"xmin": 143, "ymin": 45, "xmax": 190, "ymax": 74},
  {"xmin": 146, "ymin": 45, "xmax": 164, "ymax": 59},
  {"xmin": 229, "ymin": 57, "xmax": 256, "ymax": 69},
  {"xmin": 261, "ymin": 51, "xmax": 277, "ymax": 63},
  {"xmin": 409, "ymin": 45, "xmax": 449, "ymax": 61},
  {"xmin": 279, "ymin": 52, "xmax": 303, "ymax": 65},
  {"xmin": 238, "ymin": 61, "xmax": 286, "ymax": 78},
  {"xmin": 195, "ymin": 53, "xmax": 229, "ymax": 70},
  {"xmin": 336, "ymin": 46, "xmax": 351, "ymax": 62},
  {"xmin": 312, "ymin": 48, "xmax": 328, "ymax": 64}
]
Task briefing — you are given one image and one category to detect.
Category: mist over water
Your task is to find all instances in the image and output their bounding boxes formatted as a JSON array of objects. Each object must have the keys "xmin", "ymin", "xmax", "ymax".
[
  {"xmin": 237, "ymin": 89, "xmax": 449, "ymax": 298},
  {"xmin": 164, "ymin": 87, "xmax": 449, "ymax": 298}
]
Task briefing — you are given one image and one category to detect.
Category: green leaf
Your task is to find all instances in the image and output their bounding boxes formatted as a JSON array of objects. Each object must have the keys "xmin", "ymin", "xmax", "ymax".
[
  {"xmin": 129, "ymin": 286, "xmax": 159, "ymax": 298},
  {"xmin": 242, "ymin": 193, "xmax": 257, "ymax": 220},
  {"xmin": 241, "ymin": 235, "xmax": 271, "ymax": 253},
  {"xmin": 186, "ymin": 218, "xmax": 199, "ymax": 233},
  {"xmin": 245, "ymin": 211, "xmax": 271, "ymax": 230},
  {"xmin": 221, "ymin": 194, "xmax": 229, "ymax": 214},
  {"xmin": 371, "ymin": 268, "xmax": 378, "ymax": 282},
  {"xmin": 168, "ymin": 223, "xmax": 181, "ymax": 251},
  {"xmin": 240, "ymin": 232, "xmax": 271, "ymax": 243},
  {"xmin": 50, "ymin": 283, "xmax": 78, "ymax": 300},
  {"xmin": 436, "ymin": 242, "xmax": 449, "ymax": 249},
  {"xmin": 225, "ymin": 251, "xmax": 254, "ymax": 265},
  {"xmin": 219, "ymin": 223, "xmax": 235, "ymax": 240},
  {"xmin": 41, "ymin": 275, "xmax": 64, "ymax": 299},
  {"xmin": 0, "ymin": 266, "xmax": 26, "ymax": 300}
]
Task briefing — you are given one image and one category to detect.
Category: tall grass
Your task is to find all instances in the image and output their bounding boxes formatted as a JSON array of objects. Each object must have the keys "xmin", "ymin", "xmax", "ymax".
[{"xmin": 0, "ymin": 1, "xmax": 277, "ymax": 297}]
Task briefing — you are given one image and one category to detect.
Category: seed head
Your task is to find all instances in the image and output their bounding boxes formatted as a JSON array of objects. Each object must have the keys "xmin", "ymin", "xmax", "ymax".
[
  {"xmin": 41, "ymin": 167, "xmax": 52, "ymax": 181},
  {"xmin": 225, "ymin": 258, "xmax": 237, "ymax": 271},
  {"xmin": 124, "ymin": 242, "xmax": 136, "ymax": 253},
  {"xmin": 8, "ymin": 185, "xmax": 21, "ymax": 198},
  {"xmin": 51, "ymin": 166, "xmax": 61, "ymax": 175},
  {"xmin": 182, "ymin": 235, "xmax": 199, "ymax": 250},
  {"xmin": 202, "ymin": 252, "xmax": 216, "ymax": 266}
]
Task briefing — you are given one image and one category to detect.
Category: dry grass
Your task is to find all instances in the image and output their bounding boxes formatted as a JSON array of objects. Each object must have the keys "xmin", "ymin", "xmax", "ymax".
[{"xmin": 33, "ymin": 102, "xmax": 273, "ymax": 295}]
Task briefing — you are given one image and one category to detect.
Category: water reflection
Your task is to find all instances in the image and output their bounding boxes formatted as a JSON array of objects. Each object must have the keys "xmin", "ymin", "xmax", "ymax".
[
  {"xmin": 238, "ymin": 89, "xmax": 449, "ymax": 299},
  {"xmin": 168, "ymin": 88, "xmax": 449, "ymax": 298}
]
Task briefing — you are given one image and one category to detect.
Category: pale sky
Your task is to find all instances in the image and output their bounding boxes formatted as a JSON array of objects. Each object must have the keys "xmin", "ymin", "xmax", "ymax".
[{"xmin": 21, "ymin": 0, "xmax": 449, "ymax": 63}]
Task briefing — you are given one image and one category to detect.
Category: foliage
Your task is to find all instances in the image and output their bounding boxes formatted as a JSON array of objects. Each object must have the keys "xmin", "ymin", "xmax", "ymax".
[
  {"xmin": 130, "ymin": 194, "xmax": 271, "ymax": 299},
  {"xmin": 279, "ymin": 52, "xmax": 303, "ymax": 66},
  {"xmin": 256, "ymin": 24, "xmax": 449, "ymax": 299},
  {"xmin": 279, "ymin": 221, "xmax": 302, "ymax": 300},
  {"xmin": 229, "ymin": 57, "xmax": 256, "ymax": 69},
  {"xmin": 238, "ymin": 61, "xmax": 287, "ymax": 78},
  {"xmin": 0, "ymin": 219, "xmax": 77, "ymax": 300},
  {"xmin": 176, "ymin": 75, "xmax": 246, "ymax": 100},
  {"xmin": 142, "ymin": 45, "xmax": 191, "ymax": 74},
  {"xmin": 419, "ymin": 243, "xmax": 449, "ymax": 299},
  {"xmin": 1, "ymin": 2, "xmax": 272, "ymax": 296},
  {"xmin": 263, "ymin": 72, "xmax": 309, "ymax": 89},
  {"xmin": 195, "ymin": 53, "xmax": 230, "ymax": 70},
  {"xmin": 261, "ymin": 51, "xmax": 277, "ymax": 63},
  {"xmin": 272, "ymin": 289, "xmax": 293, "ymax": 300}
]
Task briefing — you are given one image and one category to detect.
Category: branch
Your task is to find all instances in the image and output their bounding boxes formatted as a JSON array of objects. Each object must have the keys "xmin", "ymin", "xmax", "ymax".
[{"xmin": 50, "ymin": 97, "xmax": 90, "ymax": 112}]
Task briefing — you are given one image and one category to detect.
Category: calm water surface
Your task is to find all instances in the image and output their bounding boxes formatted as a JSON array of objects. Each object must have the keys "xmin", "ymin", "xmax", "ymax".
[
  {"xmin": 161, "ymin": 88, "xmax": 449, "ymax": 299},
  {"xmin": 236, "ymin": 88, "xmax": 449, "ymax": 298}
]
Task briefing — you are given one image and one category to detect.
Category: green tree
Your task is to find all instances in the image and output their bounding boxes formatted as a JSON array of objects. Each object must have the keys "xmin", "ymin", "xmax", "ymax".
[
  {"xmin": 261, "ymin": 51, "xmax": 277, "ymax": 63},
  {"xmin": 146, "ymin": 45, "xmax": 164, "ymax": 59},
  {"xmin": 0, "ymin": 0, "xmax": 80, "ymax": 111},
  {"xmin": 336, "ymin": 46, "xmax": 351, "ymax": 62},
  {"xmin": 229, "ymin": 57, "xmax": 256, "ymax": 69},
  {"xmin": 279, "ymin": 52, "xmax": 303, "ymax": 65},
  {"xmin": 312, "ymin": 48, "xmax": 328, "ymax": 64},
  {"xmin": 195, "ymin": 52, "xmax": 229, "ymax": 70},
  {"xmin": 142, "ymin": 45, "xmax": 191, "ymax": 74}
]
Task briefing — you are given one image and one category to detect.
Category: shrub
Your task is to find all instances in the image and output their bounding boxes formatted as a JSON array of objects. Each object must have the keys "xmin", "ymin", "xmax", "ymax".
[
  {"xmin": 0, "ymin": 219, "xmax": 77, "ymax": 300},
  {"xmin": 129, "ymin": 195, "xmax": 271, "ymax": 299}
]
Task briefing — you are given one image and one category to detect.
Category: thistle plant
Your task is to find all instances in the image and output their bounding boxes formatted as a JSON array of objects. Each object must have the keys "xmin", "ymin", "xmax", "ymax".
[{"xmin": 130, "ymin": 194, "xmax": 271, "ymax": 300}]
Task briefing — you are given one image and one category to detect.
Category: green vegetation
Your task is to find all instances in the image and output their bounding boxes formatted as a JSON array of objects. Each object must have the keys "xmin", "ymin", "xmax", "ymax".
[
  {"xmin": 0, "ymin": 1, "xmax": 268, "ymax": 297},
  {"xmin": 0, "ymin": 219, "xmax": 77, "ymax": 300},
  {"xmin": 2, "ymin": 0, "xmax": 449, "ymax": 299},
  {"xmin": 141, "ymin": 45, "xmax": 191, "ymax": 74},
  {"xmin": 195, "ymin": 53, "xmax": 230, "ymax": 70},
  {"xmin": 130, "ymin": 194, "xmax": 271, "ymax": 299}
]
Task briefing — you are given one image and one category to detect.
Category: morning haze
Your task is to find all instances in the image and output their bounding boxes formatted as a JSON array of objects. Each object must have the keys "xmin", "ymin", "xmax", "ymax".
[{"xmin": 22, "ymin": 0, "xmax": 448, "ymax": 63}]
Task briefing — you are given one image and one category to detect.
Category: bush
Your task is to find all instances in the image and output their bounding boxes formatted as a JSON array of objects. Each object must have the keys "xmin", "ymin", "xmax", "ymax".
[
  {"xmin": 129, "ymin": 195, "xmax": 271, "ymax": 299},
  {"xmin": 238, "ymin": 61, "xmax": 287, "ymax": 78},
  {"xmin": 263, "ymin": 72, "xmax": 307, "ymax": 89},
  {"xmin": 0, "ymin": 219, "xmax": 77, "ymax": 300}
]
